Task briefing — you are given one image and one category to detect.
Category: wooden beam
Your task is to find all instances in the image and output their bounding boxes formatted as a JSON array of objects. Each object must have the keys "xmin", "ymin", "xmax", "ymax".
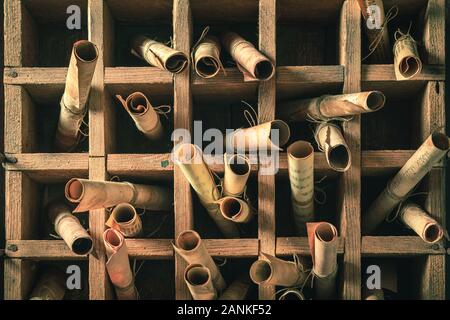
[
  {"xmin": 362, "ymin": 65, "xmax": 445, "ymax": 82},
  {"xmin": 361, "ymin": 236, "xmax": 446, "ymax": 256},
  {"xmin": 276, "ymin": 237, "xmax": 344, "ymax": 256}
]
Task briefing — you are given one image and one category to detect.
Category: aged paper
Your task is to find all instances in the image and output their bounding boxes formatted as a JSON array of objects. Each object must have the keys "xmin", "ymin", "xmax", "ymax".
[
  {"xmin": 219, "ymin": 274, "xmax": 251, "ymax": 300},
  {"xmin": 399, "ymin": 202, "xmax": 443, "ymax": 243},
  {"xmin": 193, "ymin": 35, "xmax": 222, "ymax": 78},
  {"xmin": 184, "ymin": 264, "xmax": 217, "ymax": 300},
  {"xmin": 218, "ymin": 196, "xmax": 255, "ymax": 223},
  {"xmin": 394, "ymin": 33, "xmax": 422, "ymax": 80},
  {"xmin": 29, "ymin": 271, "xmax": 66, "ymax": 300},
  {"xmin": 223, "ymin": 153, "xmax": 250, "ymax": 197},
  {"xmin": 106, "ymin": 203, "xmax": 143, "ymax": 238},
  {"xmin": 315, "ymin": 123, "xmax": 351, "ymax": 172}
]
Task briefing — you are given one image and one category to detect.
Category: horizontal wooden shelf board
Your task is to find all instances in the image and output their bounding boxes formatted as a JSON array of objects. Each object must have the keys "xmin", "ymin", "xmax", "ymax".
[
  {"xmin": 362, "ymin": 65, "xmax": 445, "ymax": 82},
  {"xmin": 361, "ymin": 150, "xmax": 414, "ymax": 176},
  {"xmin": 361, "ymin": 236, "xmax": 446, "ymax": 256},
  {"xmin": 5, "ymin": 240, "xmax": 87, "ymax": 260},
  {"xmin": 276, "ymin": 237, "xmax": 344, "ymax": 256}
]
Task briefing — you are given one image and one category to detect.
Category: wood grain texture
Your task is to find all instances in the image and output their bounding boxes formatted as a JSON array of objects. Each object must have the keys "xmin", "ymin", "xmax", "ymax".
[
  {"xmin": 419, "ymin": 255, "xmax": 445, "ymax": 299},
  {"xmin": 4, "ymin": 259, "xmax": 36, "ymax": 300},
  {"xmin": 5, "ymin": 240, "xmax": 88, "ymax": 260},
  {"xmin": 362, "ymin": 65, "xmax": 445, "ymax": 82},
  {"xmin": 422, "ymin": 0, "xmax": 445, "ymax": 65},
  {"xmin": 362, "ymin": 237, "xmax": 446, "ymax": 256},
  {"xmin": 361, "ymin": 150, "xmax": 414, "ymax": 176},
  {"xmin": 338, "ymin": 0, "xmax": 361, "ymax": 300},
  {"xmin": 276, "ymin": 237, "xmax": 344, "ymax": 256}
]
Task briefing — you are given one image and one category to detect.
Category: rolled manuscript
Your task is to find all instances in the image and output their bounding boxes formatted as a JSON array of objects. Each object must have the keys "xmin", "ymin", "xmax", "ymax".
[
  {"xmin": 106, "ymin": 203, "xmax": 143, "ymax": 238},
  {"xmin": 278, "ymin": 91, "xmax": 386, "ymax": 122},
  {"xmin": 55, "ymin": 40, "xmax": 98, "ymax": 151},
  {"xmin": 173, "ymin": 230, "xmax": 226, "ymax": 293},
  {"xmin": 362, "ymin": 287, "xmax": 385, "ymax": 300},
  {"xmin": 103, "ymin": 228, "xmax": 137, "ymax": 300},
  {"xmin": 29, "ymin": 270, "xmax": 66, "ymax": 300},
  {"xmin": 218, "ymin": 196, "xmax": 255, "ymax": 224},
  {"xmin": 116, "ymin": 92, "xmax": 163, "ymax": 140},
  {"xmin": 287, "ymin": 141, "xmax": 314, "ymax": 234},
  {"xmin": 307, "ymin": 222, "xmax": 338, "ymax": 300},
  {"xmin": 358, "ymin": 0, "xmax": 392, "ymax": 63},
  {"xmin": 278, "ymin": 289, "xmax": 305, "ymax": 300},
  {"xmin": 393, "ymin": 30, "xmax": 422, "ymax": 80},
  {"xmin": 219, "ymin": 275, "xmax": 251, "ymax": 300},
  {"xmin": 228, "ymin": 120, "xmax": 291, "ymax": 152},
  {"xmin": 173, "ymin": 144, "xmax": 239, "ymax": 238},
  {"xmin": 250, "ymin": 253, "xmax": 308, "ymax": 287},
  {"xmin": 315, "ymin": 123, "xmax": 351, "ymax": 172},
  {"xmin": 221, "ymin": 31, "xmax": 274, "ymax": 82},
  {"xmin": 223, "ymin": 153, "xmax": 251, "ymax": 197},
  {"xmin": 48, "ymin": 202, "xmax": 93, "ymax": 255},
  {"xmin": 193, "ymin": 35, "xmax": 223, "ymax": 79},
  {"xmin": 362, "ymin": 132, "xmax": 449, "ymax": 234},
  {"xmin": 399, "ymin": 202, "xmax": 443, "ymax": 244},
  {"xmin": 65, "ymin": 178, "xmax": 172, "ymax": 213},
  {"xmin": 184, "ymin": 264, "xmax": 217, "ymax": 300},
  {"xmin": 131, "ymin": 35, "xmax": 188, "ymax": 73}
]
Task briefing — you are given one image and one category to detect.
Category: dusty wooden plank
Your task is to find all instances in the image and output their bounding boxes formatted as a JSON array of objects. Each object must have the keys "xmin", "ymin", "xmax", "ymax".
[
  {"xmin": 361, "ymin": 237, "xmax": 445, "ymax": 256},
  {"xmin": 5, "ymin": 240, "xmax": 87, "ymax": 260},
  {"xmin": 4, "ymin": 67, "xmax": 67, "ymax": 84},
  {"xmin": 362, "ymin": 65, "xmax": 445, "ymax": 82},
  {"xmin": 338, "ymin": 0, "xmax": 361, "ymax": 301},
  {"xmin": 276, "ymin": 237, "xmax": 344, "ymax": 256},
  {"xmin": 361, "ymin": 150, "xmax": 415, "ymax": 176},
  {"xmin": 422, "ymin": 0, "xmax": 445, "ymax": 65},
  {"xmin": 419, "ymin": 255, "xmax": 445, "ymax": 300},
  {"xmin": 4, "ymin": 259, "xmax": 36, "ymax": 300}
]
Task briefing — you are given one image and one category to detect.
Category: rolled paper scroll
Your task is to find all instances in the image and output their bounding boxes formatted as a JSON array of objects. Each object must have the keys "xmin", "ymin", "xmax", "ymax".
[
  {"xmin": 193, "ymin": 35, "xmax": 222, "ymax": 79},
  {"xmin": 65, "ymin": 178, "xmax": 173, "ymax": 213},
  {"xmin": 223, "ymin": 153, "xmax": 251, "ymax": 197},
  {"xmin": 279, "ymin": 289, "xmax": 305, "ymax": 300},
  {"xmin": 399, "ymin": 202, "xmax": 443, "ymax": 244},
  {"xmin": 219, "ymin": 274, "xmax": 251, "ymax": 300},
  {"xmin": 131, "ymin": 35, "xmax": 188, "ymax": 73},
  {"xmin": 103, "ymin": 228, "xmax": 137, "ymax": 300},
  {"xmin": 116, "ymin": 92, "xmax": 163, "ymax": 140},
  {"xmin": 228, "ymin": 120, "xmax": 291, "ymax": 152},
  {"xmin": 48, "ymin": 202, "xmax": 93, "ymax": 255},
  {"xmin": 249, "ymin": 253, "xmax": 308, "ymax": 287},
  {"xmin": 55, "ymin": 40, "xmax": 98, "ymax": 151},
  {"xmin": 362, "ymin": 287, "xmax": 385, "ymax": 300},
  {"xmin": 106, "ymin": 203, "xmax": 143, "ymax": 238},
  {"xmin": 307, "ymin": 222, "xmax": 338, "ymax": 300},
  {"xmin": 221, "ymin": 31, "xmax": 274, "ymax": 82},
  {"xmin": 173, "ymin": 230, "xmax": 226, "ymax": 293},
  {"xmin": 393, "ymin": 31, "xmax": 422, "ymax": 80},
  {"xmin": 218, "ymin": 196, "xmax": 255, "ymax": 224},
  {"xmin": 278, "ymin": 91, "xmax": 386, "ymax": 122},
  {"xmin": 29, "ymin": 270, "xmax": 66, "ymax": 300},
  {"xmin": 173, "ymin": 144, "xmax": 239, "ymax": 238},
  {"xmin": 287, "ymin": 141, "xmax": 314, "ymax": 234},
  {"xmin": 362, "ymin": 132, "xmax": 449, "ymax": 234},
  {"xmin": 358, "ymin": 0, "xmax": 392, "ymax": 63},
  {"xmin": 315, "ymin": 122, "xmax": 351, "ymax": 172},
  {"xmin": 184, "ymin": 264, "xmax": 217, "ymax": 300}
]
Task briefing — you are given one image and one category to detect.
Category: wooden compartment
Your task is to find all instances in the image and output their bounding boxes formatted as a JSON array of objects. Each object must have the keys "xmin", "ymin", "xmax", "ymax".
[{"xmin": 3, "ymin": 0, "xmax": 446, "ymax": 300}]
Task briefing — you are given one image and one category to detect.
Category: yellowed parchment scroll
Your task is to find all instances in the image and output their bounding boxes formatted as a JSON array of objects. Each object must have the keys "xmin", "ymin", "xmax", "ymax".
[
  {"xmin": 173, "ymin": 230, "xmax": 227, "ymax": 293},
  {"xmin": 223, "ymin": 153, "xmax": 251, "ymax": 197},
  {"xmin": 184, "ymin": 264, "xmax": 217, "ymax": 300},
  {"xmin": 65, "ymin": 178, "xmax": 172, "ymax": 213},
  {"xmin": 29, "ymin": 270, "xmax": 66, "ymax": 300},
  {"xmin": 116, "ymin": 92, "xmax": 163, "ymax": 140},
  {"xmin": 106, "ymin": 203, "xmax": 143, "ymax": 238},
  {"xmin": 278, "ymin": 289, "xmax": 306, "ymax": 300},
  {"xmin": 193, "ymin": 35, "xmax": 222, "ymax": 79},
  {"xmin": 131, "ymin": 35, "xmax": 188, "ymax": 73},
  {"xmin": 219, "ymin": 274, "xmax": 251, "ymax": 300},
  {"xmin": 315, "ymin": 123, "xmax": 351, "ymax": 172},
  {"xmin": 362, "ymin": 132, "xmax": 449, "ymax": 234},
  {"xmin": 218, "ymin": 196, "xmax": 255, "ymax": 224},
  {"xmin": 393, "ymin": 32, "xmax": 422, "ymax": 80},
  {"xmin": 55, "ymin": 40, "xmax": 98, "ymax": 152}
]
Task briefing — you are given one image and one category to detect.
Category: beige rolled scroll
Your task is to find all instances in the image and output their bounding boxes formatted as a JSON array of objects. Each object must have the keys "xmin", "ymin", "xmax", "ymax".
[
  {"xmin": 48, "ymin": 202, "xmax": 93, "ymax": 255},
  {"xmin": 29, "ymin": 270, "xmax": 66, "ymax": 300},
  {"xmin": 65, "ymin": 178, "xmax": 173, "ymax": 213},
  {"xmin": 228, "ymin": 120, "xmax": 291, "ymax": 152},
  {"xmin": 315, "ymin": 123, "xmax": 351, "ymax": 172},
  {"xmin": 358, "ymin": 0, "xmax": 392, "ymax": 63},
  {"xmin": 307, "ymin": 222, "xmax": 338, "ymax": 300},
  {"xmin": 218, "ymin": 196, "xmax": 255, "ymax": 224},
  {"xmin": 184, "ymin": 264, "xmax": 217, "ymax": 300},
  {"xmin": 55, "ymin": 40, "xmax": 98, "ymax": 152},
  {"xmin": 103, "ymin": 228, "xmax": 137, "ymax": 300},
  {"xmin": 249, "ymin": 253, "xmax": 308, "ymax": 287},
  {"xmin": 278, "ymin": 91, "xmax": 386, "ymax": 122},
  {"xmin": 279, "ymin": 289, "xmax": 306, "ymax": 300},
  {"xmin": 223, "ymin": 153, "xmax": 251, "ymax": 197},
  {"xmin": 362, "ymin": 132, "xmax": 449, "ymax": 234},
  {"xmin": 219, "ymin": 274, "xmax": 251, "ymax": 300},
  {"xmin": 116, "ymin": 92, "xmax": 163, "ymax": 140},
  {"xmin": 399, "ymin": 202, "xmax": 444, "ymax": 244},
  {"xmin": 193, "ymin": 35, "xmax": 222, "ymax": 79},
  {"xmin": 221, "ymin": 31, "xmax": 274, "ymax": 82},
  {"xmin": 173, "ymin": 144, "xmax": 239, "ymax": 238},
  {"xmin": 131, "ymin": 35, "xmax": 188, "ymax": 73},
  {"xmin": 362, "ymin": 287, "xmax": 385, "ymax": 300},
  {"xmin": 287, "ymin": 141, "xmax": 314, "ymax": 234},
  {"xmin": 106, "ymin": 203, "xmax": 143, "ymax": 238},
  {"xmin": 393, "ymin": 32, "xmax": 422, "ymax": 80},
  {"xmin": 173, "ymin": 230, "xmax": 226, "ymax": 293}
]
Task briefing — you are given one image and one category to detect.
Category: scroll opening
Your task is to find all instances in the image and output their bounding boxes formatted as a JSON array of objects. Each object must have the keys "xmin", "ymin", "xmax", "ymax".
[
  {"xmin": 329, "ymin": 145, "xmax": 350, "ymax": 172},
  {"xmin": 431, "ymin": 132, "xmax": 449, "ymax": 150},
  {"xmin": 66, "ymin": 179, "xmax": 84, "ymax": 202},
  {"xmin": 228, "ymin": 155, "xmax": 250, "ymax": 176},
  {"xmin": 186, "ymin": 265, "xmax": 210, "ymax": 286},
  {"xmin": 197, "ymin": 57, "xmax": 219, "ymax": 76},
  {"xmin": 177, "ymin": 230, "xmax": 201, "ymax": 251},
  {"xmin": 165, "ymin": 53, "xmax": 188, "ymax": 73},
  {"xmin": 279, "ymin": 291, "xmax": 304, "ymax": 300},
  {"xmin": 316, "ymin": 223, "xmax": 337, "ymax": 242},
  {"xmin": 129, "ymin": 95, "xmax": 147, "ymax": 114},
  {"xmin": 400, "ymin": 57, "xmax": 420, "ymax": 78},
  {"xmin": 221, "ymin": 198, "xmax": 242, "ymax": 219},
  {"xmin": 174, "ymin": 144, "xmax": 197, "ymax": 163},
  {"xmin": 288, "ymin": 141, "xmax": 314, "ymax": 159},
  {"xmin": 255, "ymin": 60, "xmax": 274, "ymax": 81},
  {"xmin": 72, "ymin": 237, "xmax": 93, "ymax": 255},
  {"xmin": 114, "ymin": 204, "xmax": 135, "ymax": 223},
  {"xmin": 250, "ymin": 260, "xmax": 272, "ymax": 284},
  {"xmin": 105, "ymin": 229, "xmax": 121, "ymax": 247},
  {"xmin": 424, "ymin": 224, "xmax": 443, "ymax": 243},
  {"xmin": 270, "ymin": 120, "xmax": 291, "ymax": 147},
  {"xmin": 366, "ymin": 91, "xmax": 386, "ymax": 111},
  {"xmin": 74, "ymin": 41, "xmax": 98, "ymax": 62}
]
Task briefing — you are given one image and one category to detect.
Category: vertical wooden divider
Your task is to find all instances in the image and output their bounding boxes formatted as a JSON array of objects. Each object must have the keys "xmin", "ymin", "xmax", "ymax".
[
  {"xmin": 173, "ymin": 0, "xmax": 194, "ymax": 300},
  {"xmin": 338, "ymin": 0, "xmax": 361, "ymax": 300},
  {"xmin": 258, "ymin": 0, "xmax": 276, "ymax": 300}
]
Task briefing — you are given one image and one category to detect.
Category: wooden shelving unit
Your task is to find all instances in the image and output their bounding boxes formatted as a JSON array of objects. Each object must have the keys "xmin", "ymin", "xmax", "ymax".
[{"xmin": 3, "ymin": 0, "xmax": 446, "ymax": 300}]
